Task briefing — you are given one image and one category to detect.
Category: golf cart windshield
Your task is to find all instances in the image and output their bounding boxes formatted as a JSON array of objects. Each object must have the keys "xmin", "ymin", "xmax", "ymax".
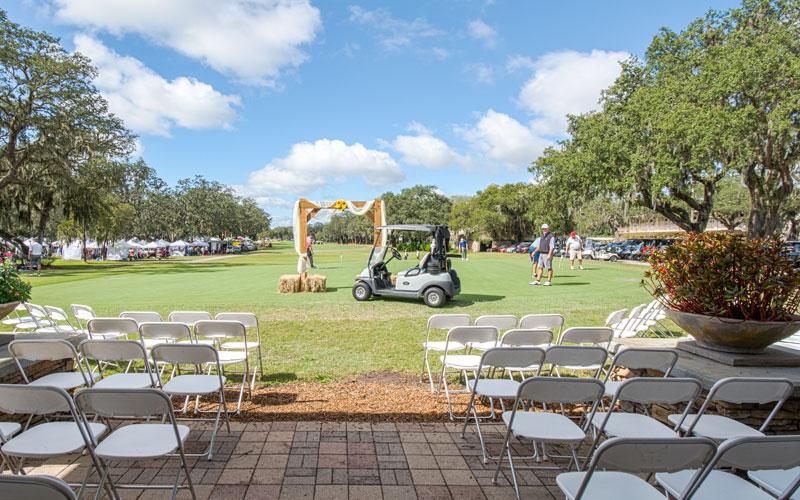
[{"xmin": 369, "ymin": 245, "xmax": 389, "ymax": 267}]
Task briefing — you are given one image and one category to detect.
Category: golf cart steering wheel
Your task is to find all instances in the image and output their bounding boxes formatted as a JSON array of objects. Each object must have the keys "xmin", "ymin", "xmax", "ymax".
[{"xmin": 390, "ymin": 247, "xmax": 402, "ymax": 261}]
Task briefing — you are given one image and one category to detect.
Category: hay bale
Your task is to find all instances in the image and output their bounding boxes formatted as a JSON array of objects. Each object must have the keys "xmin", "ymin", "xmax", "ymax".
[
  {"xmin": 278, "ymin": 274, "xmax": 302, "ymax": 293},
  {"xmin": 304, "ymin": 274, "xmax": 327, "ymax": 293}
]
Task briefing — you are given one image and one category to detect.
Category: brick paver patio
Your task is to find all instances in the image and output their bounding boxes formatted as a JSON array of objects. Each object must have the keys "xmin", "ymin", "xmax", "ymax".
[{"xmin": 21, "ymin": 420, "xmax": 568, "ymax": 499}]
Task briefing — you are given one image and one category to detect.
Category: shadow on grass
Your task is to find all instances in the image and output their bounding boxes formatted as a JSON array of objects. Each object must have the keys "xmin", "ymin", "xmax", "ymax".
[
  {"xmin": 448, "ymin": 293, "xmax": 504, "ymax": 306},
  {"xmin": 555, "ymin": 282, "xmax": 591, "ymax": 286}
]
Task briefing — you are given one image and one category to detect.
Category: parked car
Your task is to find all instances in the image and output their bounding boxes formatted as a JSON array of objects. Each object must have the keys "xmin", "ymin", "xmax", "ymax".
[
  {"xmin": 488, "ymin": 245, "xmax": 508, "ymax": 253},
  {"xmin": 783, "ymin": 241, "xmax": 800, "ymax": 268}
]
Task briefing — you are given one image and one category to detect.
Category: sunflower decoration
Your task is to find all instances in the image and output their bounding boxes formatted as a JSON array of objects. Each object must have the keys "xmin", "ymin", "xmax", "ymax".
[{"xmin": 332, "ymin": 199, "xmax": 348, "ymax": 211}]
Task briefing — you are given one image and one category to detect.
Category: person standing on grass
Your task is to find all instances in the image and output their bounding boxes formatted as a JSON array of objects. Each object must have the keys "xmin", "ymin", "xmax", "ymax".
[
  {"xmin": 565, "ymin": 231, "xmax": 584, "ymax": 270},
  {"xmin": 530, "ymin": 224, "xmax": 555, "ymax": 286},
  {"xmin": 306, "ymin": 235, "xmax": 317, "ymax": 268},
  {"xmin": 529, "ymin": 235, "xmax": 541, "ymax": 278},
  {"xmin": 28, "ymin": 239, "xmax": 42, "ymax": 277},
  {"xmin": 459, "ymin": 237, "xmax": 468, "ymax": 260}
]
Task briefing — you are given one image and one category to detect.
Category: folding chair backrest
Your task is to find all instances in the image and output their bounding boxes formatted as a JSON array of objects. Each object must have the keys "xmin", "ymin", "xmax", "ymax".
[
  {"xmin": 44, "ymin": 306, "xmax": 74, "ymax": 327},
  {"xmin": 87, "ymin": 318, "xmax": 139, "ymax": 338},
  {"xmin": 80, "ymin": 339, "xmax": 148, "ymax": 362},
  {"xmin": 0, "ymin": 384, "xmax": 73, "ymax": 415},
  {"xmin": 707, "ymin": 377, "xmax": 794, "ymax": 405},
  {"xmin": 560, "ymin": 327, "xmax": 614, "ymax": 346},
  {"xmin": 0, "ymin": 474, "xmax": 78, "ymax": 500},
  {"xmin": 607, "ymin": 347, "xmax": 679, "ymax": 376},
  {"xmin": 714, "ymin": 435, "xmax": 800, "ymax": 471},
  {"xmin": 613, "ymin": 377, "xmax": 702, "ymax": 406},
  {"xmin": 75, "ymin": 387, "xmax": 173, "ymax": 418},
  {"xmin": 215, "ymin": 312, "xmax": 258, "ymax": 328},
  {"xmin": 474, "ymin": 315, "xmax": 518, "ymax": 331},
  {"xmin": 518, "ymin": 376, "xmax": 604, "ymax": 404},
  {"xmin": 120, "ymin": 311, "xmax": 163, "ymax": 324},
  {"xmin": 590, "ymin": 437, "xmax": 716, "ymax": 474},
  {"xmin": 139, "ymin": 322, "xmax": 191, "ymax": 341},
  {"xmin": 519, "ymin": 313, "xmax": 564, "ymax": 332},
  {"xmin": 616, "ymin": 304, "xmax": 647, "ymax": 338},
  {"xmin": 8, "ymin": 338, "xmax": 78, "ymax": 362},
  {"xmin": 604, "ymin": 308, "xmax": 628, "ymax": 328},
  {"xmin": 24, "ymin": 302, "xmax": 49, "ymax": 321},
  {"xmin": 445, "ymin": 325, "xmax": 499, "ymax": 346},
  {"xmin": 544, "ymin": 345, "xmax": 608, "ymax": 370},
  {"xmin": 428, "ymin": 313, "xmax": 471, "ymax": 330},
  {"xmin": 500, "ymin": 329, "xmax": 553, "ymax": 347},
  {"xmin": 195, "ymin": 319, "xmax": 247, "ymax": 340},
  {"xmin": 151, "ymin": 343, "xmax": 220, "ymax": 365},
  {"xmin": 480, "ymin": 347, "xmax": 547, "ymax": 371},
  {"xmin": 169, "ymin": 310, "xmax": 212, "ymax": 325},
  {"xmin": 71, "ymin": 304, "xmax": 96, "ymax": 321}
]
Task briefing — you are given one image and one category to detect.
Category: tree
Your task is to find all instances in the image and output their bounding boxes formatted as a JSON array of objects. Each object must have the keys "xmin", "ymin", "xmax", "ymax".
[
  {"xmin": 382, "ymin": 185, "xmax": 452, "ymax": 225},
  {"xmin": 469, "ymin": 183, "xmax": 540, "ymax": 242},
  {"xmin": 712, "ymin": 175, "xmax": 750, "ymax": 231}
]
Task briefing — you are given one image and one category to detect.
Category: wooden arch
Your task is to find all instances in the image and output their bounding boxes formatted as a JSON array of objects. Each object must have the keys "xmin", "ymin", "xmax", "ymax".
[{"xmin": 297, "ymin": 198, "xmax": 384, "ymax": 254}]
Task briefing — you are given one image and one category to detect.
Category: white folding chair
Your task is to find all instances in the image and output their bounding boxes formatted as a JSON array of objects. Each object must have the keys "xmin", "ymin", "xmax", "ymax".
[
  {"xmin": 749, "ymin": 466, "xmax": 800, "ymax": 500},
  {"xmin": 74, "ymin": 387, "xmax": 197, "ymax": 500},
  {"xmin": 493, "ymin": 377, "xmax": 605, "ymax": 499},
  {"xmin": 459, "ymin": 347, "xmax": 547, "ymax": 464},
  {"xmin": 602, "ymin": 347, "xmax": 680, "ymax": 400},
  {"xmin": 519, "ymin": 313, "xmax": 565, "ymax": 341},
  {"xmin": 556, "ymin": 437, "xmax": 717, "ymax": 500},
  {"xmin": 543, "ymin": 345, "xmax": 608, "ymax": 379},
  {"xmin": 421, "ymin": 313, "xmax": 472, "ymax": 392},
  {"xmin": 80, "ymin": 339, "xmax": 157, "ymax": 389},
  {"xmin": 119, "ymin": 310, "xmax": 164, "ymax": 325},
  {"xmin": 44, "ymin": 305, "xmax": 83, "ymax": 334},
  {"xmin": 558, "ymin": 327, "xmax": 614, "ymax": 375},
  {"xmin": 19, "ymin": 302, "xmax": 55, "ymax": 332},
  {"xmin": 151, "ymin": 343, "xmax": 231, "ymax": 459},
  {"xmin": 0, "ymin": 421, "xmax": 22, "ymax": 473},
  {"xmin": 0, "ymin": 384, "xmax": 111, "ymax": 499},
  {"xmin": 499, "ymin": 329, "xmax": 554, "ymax": 379},
  {"xmin": 603, "ymin": 308, "xmax": 628, "ymax": 330},
  {"xmin": 139, "ymin": 321, "xmax": 191, "ymax": 350},
  {"xmin": 611, "ymin": 304, "xmax": 647, "ymax": 339},
  {"xmin": 8, "ymin": 339, "xmax": 93, "ymax": 390},
  {"xmin": 169, "ymin": 310, "xmax": 212, "ymax": 327},
  {"xmin": 0, "ymin": 474, "xmax": 77, "ymax": 500},
  {"xmin": 657, "ymin": 435, "xmax": 800, "ymax": 500},
  {"xmin": 668, "ymin": 377, "xmax": 795, "ymax": 441},
  {"xmin": 215, "ymin": 312, "xmax": 263, "ymax": 389},
  {"xmin": 2, "ymin": 302, "xmax": 35, "ymax": 331},
  {"xmin": 588, "ymin": 377, "xmax": 703, "ymax": 463},
  {"xmin": 194, "ymin": 320, "xmax": 250, "ymax": 413},
  {"xmin": 70, "ymin": 304, "xmax": 97, "ymax": 333},
  {"xmin": 470, "ymin": 315, "xmax": 519, "ymax": 350},
  {"xmin": 86, "ymin": 317, "xmax": 138, "ymax": 340},
  {"xmin": 436, "ymin": 325, "xmax": 499, "ymax": 420}
]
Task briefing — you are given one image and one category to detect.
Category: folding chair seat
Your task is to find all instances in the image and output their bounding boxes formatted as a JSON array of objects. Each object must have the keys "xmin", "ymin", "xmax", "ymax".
[
  {"xmin": 151, "ymin": 343, "xmax": 231, "ymax": 459},
  {"xmin": 748, "ymin": 466, "xmax": 800, "ymax": 499},
  {"xmin": 588, "ymin": 377, "xmax": 703, "ymax": 458},
  {"xmin": 120, "ymin": 310, "xmax": 164, "ymax": 325},
  {"xmin": 602, "ymin": 347, "xmax": 679, "ymax": 399},
  {"xmin": 493, "ymin": 377, "xmax": 606, "ymax": 499},
  {"xmin": 519, "ymin": 313, "xmax": 565, "ymax": 341},
  {"xmin": 668, "ymin": 377, "xmax": 794, "ymax": 441},
  {"xmin": 470, "ymin": 315, "xmax": 518, "ymax": 350},
  {"xmin": 656, "ymin": 435, "xmax": 800, "ymax": 500},
  {"xmin": 557, "ymin": 328, "xmax": 614, "ymax": 374},
  {"xmin": 0, "ymin": 385, "xmax": 110, "ymax": 498},
  {"xmin": 436, "ymin": 325, "xmax": 499, "ymax": 420},
  {"xmin": 86, "ymin": 317, "xmax": 138, "ymax": 340},
  {"xmin": 556, "ymin": 437, "xmax": 716, "ymax": 500},
  {"xmin": 459, "ymin": 347, "xmax": 547, "ymax": 464},
  {"xmin": 9, "ymin": 339, "xmax": 94, "ymax": 390},
  {"xmin": 74, "ymin": 388, "xmax": 197, "ymax": 500},
  {"xmin": 499, "ymin": 329, "xmax": 553, "ymax": 379},
  {"xmin": 70, "ymin": 304, "xmax": 97, "ymax": 333},
  {"xmin": 194, "ymin": 320, "xmax": 250, "ymax": 413},
  {"xmin": 543, "ymin": 345, "xmax": 608, "ymax": 379},
  {"xmin": 0, "ymin": 474, "xmax": 77, "ymax": 500},
  {"xmin": 80, "ymin": 339, "xmax": 157, "ymax": 389},
  {"xmin": 215, "ymin": 312, "xmax": 263, "ymax": 389},
  {"xmin": 421, "ymin": 313, "xmax": 472, "ymax": 392}
]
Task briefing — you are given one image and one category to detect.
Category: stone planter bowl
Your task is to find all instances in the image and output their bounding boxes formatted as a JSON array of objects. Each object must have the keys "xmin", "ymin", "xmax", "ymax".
[
  {"xmin": 665, "ymin": 308, "xmax": 800, "ymax": 354},
  {"xmin": 0, "ymin": 301, "xmax": 20, "ymax": 322}
]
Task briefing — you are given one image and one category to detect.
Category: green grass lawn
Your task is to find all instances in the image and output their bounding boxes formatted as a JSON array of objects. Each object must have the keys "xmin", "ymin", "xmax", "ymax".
[{"xmin": 16, "ymin": 242, "xmax": 656, "ymax": 382}]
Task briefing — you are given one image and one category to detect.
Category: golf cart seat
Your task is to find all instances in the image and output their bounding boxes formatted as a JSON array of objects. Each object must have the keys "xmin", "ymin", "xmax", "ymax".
[{"xmin": 398, "ymin": 252, "xmax": 430, "ymax": 278}]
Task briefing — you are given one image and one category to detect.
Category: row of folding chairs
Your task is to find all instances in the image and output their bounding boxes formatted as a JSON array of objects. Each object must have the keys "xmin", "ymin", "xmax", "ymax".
[
  {"xmin": 605, "ymin": 300, "xmax": 675, "ymax": 339},
  {"xmin": 0, "ymin": 385, "xmax": 201, "ymax": 500}
]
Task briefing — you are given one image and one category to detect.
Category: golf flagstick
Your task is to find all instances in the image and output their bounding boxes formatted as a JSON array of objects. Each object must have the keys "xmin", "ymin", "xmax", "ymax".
[{"xmin": 558, "ymin": 255, "xmax": 563, "ymax": 270}]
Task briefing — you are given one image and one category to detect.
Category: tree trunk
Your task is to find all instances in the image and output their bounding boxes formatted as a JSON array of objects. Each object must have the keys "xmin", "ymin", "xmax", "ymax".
[{"xmin": 743, "ymin": 166, "xmax": 793, "ymax": 239}]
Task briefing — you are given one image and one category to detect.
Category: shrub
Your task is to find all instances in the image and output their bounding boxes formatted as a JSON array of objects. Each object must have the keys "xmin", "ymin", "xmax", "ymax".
[
  {"xmin": 0, "ymin": 257, "xmax": 31, "ymax": 303},
  {"xmin": 642, "ymin": 232, "xmax": 800, "ymax": 321}
]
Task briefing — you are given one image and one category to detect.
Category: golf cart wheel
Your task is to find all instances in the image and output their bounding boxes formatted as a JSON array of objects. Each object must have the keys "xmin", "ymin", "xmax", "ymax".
[
  {"xmin": 352, "ymin": 282, "xmax": 372, "ymax": 301},
  {"xmin": 609, "ymin": 255, "xmax": 618, "ymax": 262},
  {"xmin": 423, "ymin": 287, "xmax": 446, "ymax": 308}
]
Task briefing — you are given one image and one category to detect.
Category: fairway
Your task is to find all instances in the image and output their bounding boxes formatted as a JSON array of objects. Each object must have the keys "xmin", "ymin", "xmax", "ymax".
[{"xmin": 19, "ymin": 242, "xmax": 654, "ymax": 382}]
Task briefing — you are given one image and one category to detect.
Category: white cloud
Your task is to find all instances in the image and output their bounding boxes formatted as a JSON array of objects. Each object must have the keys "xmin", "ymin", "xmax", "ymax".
[
  {"xmin": 518, "ymin": 49, "xmax": 627, "ymax": 135},
  {"xmin": 54, "ymin": 0, "xmax": 321, "ymax": 86},
  {"xmin": 457, "ymin": 109, "xmax": 552, "ymax": 169},
  {"xmin": 348, "ymin": 6, "xmax": 441, "ymax": 51},
  {"xmin": 506, "ymin": 54, "xmax": 535, "ymax": 73},
  {"xmin": 269, "ymin": 214, "xmax": 293, "ymax": 227},
  {"xmin": 241, "ymin": 139, "xmax": 404, "ymax": 197},
  {"xmin": 74, "ymin": 35, "xmax": 241, "ymax": 137},
  {"xmin": 391, "ymin": 124, "xmax": 471, "ymax": 170},
  {"xmin": 467, "ymin": 19, "xmax": 498, "ymax": 48},
  {"xmin": 465, "ymin": 63, "xmax": 493, "ymax": 85}
]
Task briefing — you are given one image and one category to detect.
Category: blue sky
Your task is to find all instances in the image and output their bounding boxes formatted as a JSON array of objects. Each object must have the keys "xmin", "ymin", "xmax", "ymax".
[{"xmin": 6, "ymin": 0, "xmax": 739, "ymax": 226}]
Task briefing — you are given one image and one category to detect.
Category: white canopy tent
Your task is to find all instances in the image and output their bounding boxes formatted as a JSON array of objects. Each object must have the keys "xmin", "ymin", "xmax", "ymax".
[
  {"xmin": 106, "ymin": 240, "xmax": 134, "ymax": 261},
  {"xmin": 169, "ymin": 240, "xmax": 188, "ymax": 257}
]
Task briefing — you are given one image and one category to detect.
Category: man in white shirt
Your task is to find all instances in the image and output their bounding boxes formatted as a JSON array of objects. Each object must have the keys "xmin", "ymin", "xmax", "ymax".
[
  {"xmin": 565, "ymin": 231, "xmax": 583, "ymax": 270},
  {"xmin": 28, "ymin": 239, "xmax": 43, "ymax": 277}
]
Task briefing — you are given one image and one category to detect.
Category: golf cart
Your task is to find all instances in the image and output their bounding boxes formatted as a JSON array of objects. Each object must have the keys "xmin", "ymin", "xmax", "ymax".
[{"xmin": 352, "ymin": 224, "xmax": 461, "ymax": 307}]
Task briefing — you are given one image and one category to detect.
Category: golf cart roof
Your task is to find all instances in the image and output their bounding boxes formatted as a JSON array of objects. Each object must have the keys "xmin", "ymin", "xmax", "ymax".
[{"xmin": 377, "ymin": 224, "xmax": 437, "ymax": 232}]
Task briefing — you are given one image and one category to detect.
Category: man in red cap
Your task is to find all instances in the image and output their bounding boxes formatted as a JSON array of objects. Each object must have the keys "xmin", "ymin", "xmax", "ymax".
[{"xmin": 565, "ymin": 231, "xmax": 583, "ymax": 270}]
